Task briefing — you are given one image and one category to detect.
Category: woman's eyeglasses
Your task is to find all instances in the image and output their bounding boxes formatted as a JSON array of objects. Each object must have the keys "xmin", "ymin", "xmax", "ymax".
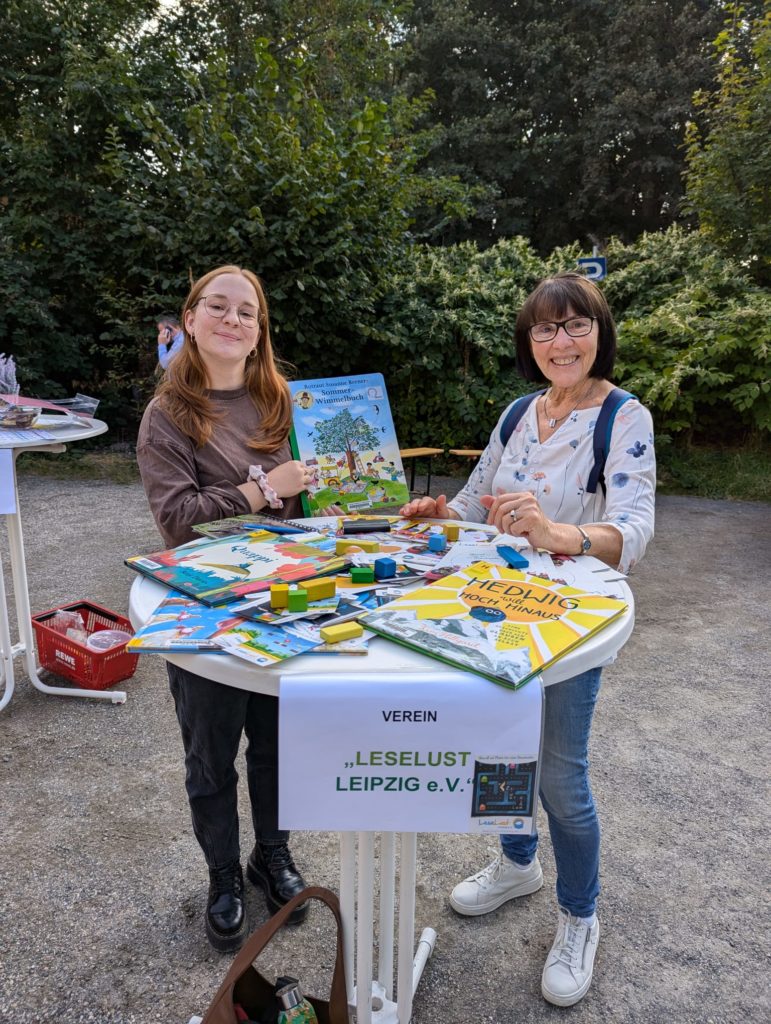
[
  {"xmin": 196, "ymin": 295, "xmax": 259, "ymax": 328},
  {"xmin": 529, "ymin": 316, "xmax": 595, "ymax": 343}
]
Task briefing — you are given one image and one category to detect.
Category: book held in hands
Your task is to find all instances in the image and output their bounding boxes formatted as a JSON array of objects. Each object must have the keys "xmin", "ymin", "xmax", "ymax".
[{"xmin": 289, "ymin": 373, "xmax": 410, "ymax": 515}]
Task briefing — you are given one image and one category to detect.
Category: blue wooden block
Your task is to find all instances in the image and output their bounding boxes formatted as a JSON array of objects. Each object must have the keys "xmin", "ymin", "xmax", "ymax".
[
  {"xmin": 374, "ymin": 556, "xmax": 397, "ymax": 580},
  {"xmin": 496, "ymin": 546, "xmax": 529, "ymax": 569},
  {"xmin": 428, "ymin": 533, "xmax": 447, "ymax": 552}
]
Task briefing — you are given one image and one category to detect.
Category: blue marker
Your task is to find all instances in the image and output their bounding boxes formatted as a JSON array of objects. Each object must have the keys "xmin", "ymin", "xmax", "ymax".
[{"xmin": 249, "ymin": 524, "xmax": 305, "ymax": 535}]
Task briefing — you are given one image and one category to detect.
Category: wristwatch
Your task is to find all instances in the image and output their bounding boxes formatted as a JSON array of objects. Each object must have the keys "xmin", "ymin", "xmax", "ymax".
[{"xmin": 576, "ymin": 526, "xmax": 592, "ymax": 555}]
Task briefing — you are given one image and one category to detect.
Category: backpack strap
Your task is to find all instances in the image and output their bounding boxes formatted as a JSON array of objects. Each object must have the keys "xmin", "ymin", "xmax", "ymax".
[
  {"xmin": 499, "ymin": 390, "xmax": 545, "ymax": 447},
  {"xmin": 587, "ymin": 387, "xmax": 635, "ymax": 495}
]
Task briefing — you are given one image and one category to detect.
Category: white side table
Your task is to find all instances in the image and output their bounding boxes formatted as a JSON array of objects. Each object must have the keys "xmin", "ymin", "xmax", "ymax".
[{"xmin": 0, "ymin": 419, "xmax": 127, "ymax": 711}]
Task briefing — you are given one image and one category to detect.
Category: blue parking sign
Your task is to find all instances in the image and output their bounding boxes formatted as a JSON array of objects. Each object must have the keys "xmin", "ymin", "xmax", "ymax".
[{"xmin": 577, "ymin": 256, "xmax": 607, "ymax": 280}]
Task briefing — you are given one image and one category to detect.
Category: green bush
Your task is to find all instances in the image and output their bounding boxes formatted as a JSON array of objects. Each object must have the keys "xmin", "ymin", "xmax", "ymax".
[
  {"xmin": 374, "ymin": 239, "xmax": 543, "ymax": 447},
  {"xmin": 378, "ymin": 226, "xmax": 770, "ymax": 447},
  {"xmin": 0, "ymin": 10, "xmax": 457, "ymax": 429},
  {"xmin": 605, "ymin": 227, "xmax": 771, "ymax": 437}
]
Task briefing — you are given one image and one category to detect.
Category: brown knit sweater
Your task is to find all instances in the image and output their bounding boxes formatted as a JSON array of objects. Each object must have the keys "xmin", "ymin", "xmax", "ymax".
[{"xmin": 136, "ymin": 386, "xmax": 302, "ymax": 548}]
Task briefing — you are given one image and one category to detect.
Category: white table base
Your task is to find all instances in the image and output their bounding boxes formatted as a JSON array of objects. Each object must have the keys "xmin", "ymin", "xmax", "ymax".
[
  {"xmin": 0, "ymin": 429, "xmax": 126, "ymax": 710},
  {"xmin": 342, "ymin": 831, "xmax": 436, "ymax": 1024}
]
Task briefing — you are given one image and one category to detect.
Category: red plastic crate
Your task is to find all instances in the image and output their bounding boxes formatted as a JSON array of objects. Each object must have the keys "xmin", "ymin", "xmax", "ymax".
[{"xmin": 32, "ymin": 601, "xmax": 139, "ymax": 690}]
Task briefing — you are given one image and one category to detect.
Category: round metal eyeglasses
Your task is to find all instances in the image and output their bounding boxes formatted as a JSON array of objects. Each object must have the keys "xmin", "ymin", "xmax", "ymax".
[{"xmin": 196, "ymin": 294, "xmax": 260, "ymax": 328}]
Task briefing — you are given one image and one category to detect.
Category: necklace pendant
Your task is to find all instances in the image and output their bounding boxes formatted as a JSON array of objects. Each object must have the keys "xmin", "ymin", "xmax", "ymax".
[{"xmin": 548, "ymin": 417, "xmax": 557, "ymax": 428}]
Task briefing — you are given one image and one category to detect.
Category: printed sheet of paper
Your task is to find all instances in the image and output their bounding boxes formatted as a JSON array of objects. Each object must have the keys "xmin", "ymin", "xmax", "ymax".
[
  {"xmin": 279, "ymin": 669, "xmax": 543, "ymax": 834},
  {"xmin": 0, "ymin": 449, "xmax": 16, "ymax": 513}
]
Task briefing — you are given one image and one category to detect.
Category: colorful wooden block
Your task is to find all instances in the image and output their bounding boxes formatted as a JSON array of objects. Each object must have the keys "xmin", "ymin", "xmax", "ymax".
[
  {"xmin": 350, "ymin": 566, "xmax": 375, "ymax": 584},
  {"xmin": 287, "ymin": 587, "xmax": 308, "ymax": 612},
  {"xmin": 443, "ymin": 523, "xmax": 460, "ymax": 542},
  {"xmin": 319, "ymin": 621, "xmax": 364, "ymax": 643},
  {"xmin": 496, "ymin": 546, "xmax": 529, "ymax": 569},
  {"xmin": 428, "ymin": 533, "xmax": 447, "ymax": 552},
  {"xmin": 304, "ymin": 577, "xmax": 336, "ymax": 601},
  {"xmin": 335, "ymin": 538, "xmax": 381, "ymax": 555},
  {"xmin": 373, "ymin": 557, "xmax": 397, "ymax": 580},
  {"xmin": 270, "ymin": 583, "xmax": 290, "ymax": 609}
]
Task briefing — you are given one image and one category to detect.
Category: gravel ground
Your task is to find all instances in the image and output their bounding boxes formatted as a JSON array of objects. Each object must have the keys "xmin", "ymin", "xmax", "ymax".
[{"xmin": 0, "ymin": 470, "xmax": 769, "ymax": 1024}]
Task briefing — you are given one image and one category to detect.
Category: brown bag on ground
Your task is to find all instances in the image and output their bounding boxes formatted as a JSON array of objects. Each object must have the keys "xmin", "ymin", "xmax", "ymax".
[{"xmin": 201, "ymin": 886, "xmax": 348, "ymax": 1024}]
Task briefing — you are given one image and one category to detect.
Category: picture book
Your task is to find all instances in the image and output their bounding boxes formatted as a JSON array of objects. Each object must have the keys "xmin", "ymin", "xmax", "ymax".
[
  {"xmin": 231, "ymin": 592, "xmax": 340, "ymax": 625},
  {"xmin": 389, "ymin": 519, "xmax": 498, "ymax": 545},
  {"xmin": 214, "ymin": 619, "xmax": 322, "ymax": 667},
  {"xmin": 125, "ymin": 531, "xmax": 349, "ymax": 606},
  {"xmin": 432, "ymin": 541, "xmax": 514, "ymax": 572},
  {"xmin": 311, "ymin": 638, "xmax": 372, "ymax": 655},
  {"xmin": 289, "ymin": 373, "xmax": 410, "ymax": 515},
  {"xmin": 192, "ymin": 513, "xmax": 319, "ymax": 538},
  {"xmin": 127, "ymin": 591, "xmax": 245, "ymax": 652},
  {"xmin": 338, "ymin": 534, "xmax": 441, "ymax": 581},
  {"xmin": 290, "ymin": 621, "xmax": 375, "ymax": 656},
  {"xmin": 519, "ymin": 551, "xmax": 629, "ymax": 599},
  {"xmin": 361, "ymin": 561, "xmax": 628, "ymax": 690}
]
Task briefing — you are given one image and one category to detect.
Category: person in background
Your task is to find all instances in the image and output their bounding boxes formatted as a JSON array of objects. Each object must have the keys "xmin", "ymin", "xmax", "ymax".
[
  {"xmin": 137, "ymin": 266, "xmax": 315, "ymax": 952},
  {"xmin": 156, "ymin": 313, "xmax": 184, "ymax": 370},
  {"xmin": 401, "ymin": 271, "xmax": 656, "ymax": 1007}
]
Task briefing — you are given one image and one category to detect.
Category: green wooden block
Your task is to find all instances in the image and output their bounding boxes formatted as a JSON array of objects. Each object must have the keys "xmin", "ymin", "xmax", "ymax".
[
  {"xmin": 287, "ymin": 588, "xmax": 308, "ymax": 612},
  {"xmin": 350, "ymin": 566, "xmax": 375, "ymax": 584}
]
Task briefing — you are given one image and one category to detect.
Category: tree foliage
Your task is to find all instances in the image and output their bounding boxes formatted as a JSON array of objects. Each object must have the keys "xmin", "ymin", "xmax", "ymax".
[
  {"xmin": 605, "ymin": 228, "xmax": 771, "ymax": 436},
  {"xmin": 375, "ymin": 237, "xmax": 545, "ymax": 447},
  {"xmin": 377, "ymin": 227, "xmax": 770, "ymax": 446},
  {"xmin": 0, "ymin": 0, "xmax": 451, "ymax": 426},
  {"xmin": 312, "ymin": 409, "xmax": 382, "ymax": 463},
  {"xmin": 0, "ymin": 1, "xmax": 767, "ymax": 452},
  {"xmin": 685, "ymin": 3, "xmax": 771, "ymax": 283},
  {"xmin": 399, "ymin": 0, "xmax": 762, "ymax": 251}
]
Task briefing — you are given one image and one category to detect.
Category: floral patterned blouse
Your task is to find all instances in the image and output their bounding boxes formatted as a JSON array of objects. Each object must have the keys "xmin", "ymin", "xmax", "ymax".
[{"xmin": 447, "ymin": 395, "xmax": 656, "ymax": 574}]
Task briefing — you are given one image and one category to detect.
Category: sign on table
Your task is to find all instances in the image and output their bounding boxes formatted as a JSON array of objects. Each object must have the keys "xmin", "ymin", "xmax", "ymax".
[
  {"xmin": 279, "ymin": 670, "xmax": 543, "ymax": 834},
  {"xmin": 0, "ymin": 450, "xmax": 16, "ymax": 513}
]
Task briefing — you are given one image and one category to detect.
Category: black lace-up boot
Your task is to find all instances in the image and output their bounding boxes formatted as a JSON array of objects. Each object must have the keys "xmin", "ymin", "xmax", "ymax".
[
  {"xmin": 247, "ymin": 842, "xmax": 308, "ymax": 924},
  {"xmin": 205, "ymin": 861, "xmax": 246, "ymax": 952}
]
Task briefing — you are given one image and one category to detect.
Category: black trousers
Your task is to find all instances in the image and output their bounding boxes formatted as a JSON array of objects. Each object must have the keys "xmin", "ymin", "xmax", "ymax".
[{"xmin": 168, "ymin": 662, "xmax": 288, "ymax": 869}]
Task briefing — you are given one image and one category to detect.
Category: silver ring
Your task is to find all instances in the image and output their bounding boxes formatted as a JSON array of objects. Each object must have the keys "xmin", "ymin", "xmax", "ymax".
[{"xmin": 509, "ymin": 509, "xmax": 517, "ymax": 521}]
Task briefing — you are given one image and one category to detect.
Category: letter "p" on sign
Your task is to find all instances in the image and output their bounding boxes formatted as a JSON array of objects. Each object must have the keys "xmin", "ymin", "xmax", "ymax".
[{"xmin": 577, "ymin": 257, "xmax": 607, "ymax": 280}]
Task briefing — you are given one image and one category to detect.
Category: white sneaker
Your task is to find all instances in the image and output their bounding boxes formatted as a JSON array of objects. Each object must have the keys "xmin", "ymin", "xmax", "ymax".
[
  {"xmin": 449, "ymin": 852, "xmax": 543, "ymax": 916},
  {"xmin": 541, "ymin": 909, "xmax": 600, "ymax": 1007}
]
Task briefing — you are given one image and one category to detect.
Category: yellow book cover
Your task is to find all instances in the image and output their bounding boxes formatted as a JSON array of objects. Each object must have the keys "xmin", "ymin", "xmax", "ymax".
[{"xmin": 361, "ymin": 561, "xmax": 628, "ymax": 690}]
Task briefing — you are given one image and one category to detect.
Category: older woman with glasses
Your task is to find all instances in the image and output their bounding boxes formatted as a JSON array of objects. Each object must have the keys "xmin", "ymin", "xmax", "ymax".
[
  {"xmin": 137, "ymin": 265, "xmax": 315, "ymax": 953},
  {"xmin": 401, "ymin": 271, "xmax": 655, "ymax": 1006}
]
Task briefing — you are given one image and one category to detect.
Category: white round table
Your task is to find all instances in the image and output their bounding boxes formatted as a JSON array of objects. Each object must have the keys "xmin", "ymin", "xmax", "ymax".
[
  {"xmin": 128, "ymin": 519, "xmax": 634, "ymax": 694},
  {"xmin": 129, "ymin": 516, "xmax": 635, "ymax": 1024}
]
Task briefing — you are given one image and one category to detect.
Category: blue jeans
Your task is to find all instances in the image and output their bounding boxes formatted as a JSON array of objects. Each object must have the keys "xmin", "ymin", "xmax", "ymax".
[
  {"xmin": 501, "ymin": 667, "xmax": 602, "ymax": 918},
  {"xmin": 168, "ymin": 663, "xmax": 288, "ymax": 869}
]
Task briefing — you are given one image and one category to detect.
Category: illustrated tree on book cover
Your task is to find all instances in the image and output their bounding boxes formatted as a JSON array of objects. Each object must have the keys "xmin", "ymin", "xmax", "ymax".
[{"xmin": 312, "ymin": 410, "xmax": 380, "ymax": 480}]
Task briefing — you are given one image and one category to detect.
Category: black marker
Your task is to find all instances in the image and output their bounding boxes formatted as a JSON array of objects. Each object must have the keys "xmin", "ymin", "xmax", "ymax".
[{"xmin": 342, "ymin": 519, "xmax": 391, "ymax": 535}]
